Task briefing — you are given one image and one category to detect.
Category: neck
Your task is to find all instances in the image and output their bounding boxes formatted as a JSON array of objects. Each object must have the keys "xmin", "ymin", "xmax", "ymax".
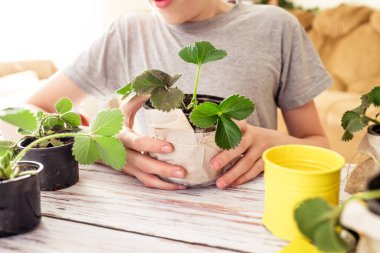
[{"xmin": 187, "ymin": 0, "xmax": 235, "ymax": 23}]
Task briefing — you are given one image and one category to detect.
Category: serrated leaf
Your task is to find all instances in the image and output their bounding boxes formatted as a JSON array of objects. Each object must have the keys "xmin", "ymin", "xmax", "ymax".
[
  {"xmin": 178, "ymin": 41, "xmax": 227, "ymax": 65},
  {"xmin": 219, "ymin": 95, "xmax": 255, "ymax": 120},
  {"xmin": 117, "ymin": 83, "xmax": 134, "ymax": 100},
  {"xmin": 215, "ymin": 115, "xmax": 242, "ymax": 150},
  {"xmin": 133, "ymin": 70, "xmax": 178, "ymax": 95},
  {"xmin": 90, "ymin": 109, "xmax": 123, "ymax": 136},
  {"xmin": 342, "ymin": 131, "xmax": 354, "ymax": 141},
  {"xmin": 369, "ymin": 86, "xmax": 380, "ymax": 106},
  {"xmin": 341, "ymin": 111, "xmax": 360, "ymax": 129},
  {"xmin": 62, "ymin": 112, "xmax": 82, "ymax": 127},
  {"xmin": 44, "ymin": 116, "xmax": 64, "ymax": 129},
  {"xmin": 72, "ymin": 135, "xmax": 100, "ymax": 165},
  {"xmin": 93, "ymin": 137, "xmax": 126, "ymax": 171},
  {"xmin": 0, "ymin": 108, "xmax": 37, "ymax": 132},
  {"xmin": 54, "ymin": 97, "xmax": 73, "ymax": 114},
  {"xmin": 150, "ymin": 87, "xmax": 184, "ymax": 112},
  {"xmin": 189, "ymin": 102, "xmax": 219, "ymax": 128}
]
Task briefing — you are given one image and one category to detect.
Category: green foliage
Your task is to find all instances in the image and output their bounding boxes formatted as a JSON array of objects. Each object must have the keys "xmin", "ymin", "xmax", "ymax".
[
  {"xmin": 295, "ymin": 189, "xmax": 380, "ymax": 252},
  {"xmin": 190, "ymin": 95, "xmax": 255, "ymax": 149},
  {"xmin": 0, "ymin": 108, "xmax": 38, "ymax": 133},
  {"xmin": 117, "ymin": 70, "xmax": 184, "ymax": 112},
  {"xmin": 341, "ymin": 86, "xmax": 380, "ymax": 141},
  {"xmin": 117, "ymin": 41, "xmax": 255, "ymax": 151},
  {"xmin": 0, "ymin": 99, "xmax": 127, "ymax": 181}
]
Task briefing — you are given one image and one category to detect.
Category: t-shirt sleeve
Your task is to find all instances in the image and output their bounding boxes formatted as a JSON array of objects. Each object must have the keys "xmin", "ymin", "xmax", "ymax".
[
  {"xmin": 62, "ymin": 17, "xmax": 127, "ymax": 99},
  {"xmin": 276, "ymin": 15, "xmax": 332, "ymax": 110}
]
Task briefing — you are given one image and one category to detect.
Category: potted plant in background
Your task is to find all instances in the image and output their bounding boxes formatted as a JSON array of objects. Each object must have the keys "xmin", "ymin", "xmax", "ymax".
[
  {"xmin": 0, "ymin": 103, "xmax": 126, "ymax": 236},
  {"xmin": 117, "ymin": 41, "xmax": 255, "ymax": 187},
  {"xmin": 341, "ymin": 86, "xmax": 380, "ymax": 194},
  {"xmin": 0, "ymin": 98, "xmax": 127, "ymax": 190},
  {"xmin": 294, "ymin": 173, "xmax": 380, "ymax": 253}
]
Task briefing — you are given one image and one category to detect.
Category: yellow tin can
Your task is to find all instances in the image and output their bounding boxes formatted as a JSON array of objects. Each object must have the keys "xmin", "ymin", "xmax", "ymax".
[{"xmin": 262, "ymin": 144, "xmax": 345, "ymax": 241}]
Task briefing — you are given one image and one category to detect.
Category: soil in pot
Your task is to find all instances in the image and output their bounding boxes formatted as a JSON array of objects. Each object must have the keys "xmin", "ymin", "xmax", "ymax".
[
  {"xmin": 0, "ymin": 161, "xmax": 43, "ymax": 237},
  {"xmin": 367, "ymin": 173, "xmax": 380, "ymax": 215},
  {"xmin": 18, "ymin": 137, "xmax": 79, "ymax": 191}
]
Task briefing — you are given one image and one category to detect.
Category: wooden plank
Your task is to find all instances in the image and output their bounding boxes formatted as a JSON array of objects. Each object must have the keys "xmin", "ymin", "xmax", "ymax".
[
  {"xmin": 39, "ymin": 164, "xmax": 350, "ymax": 253},
  {"xmin": 0, "ymin": 217, "xmax": 234, "ymax": 253}
]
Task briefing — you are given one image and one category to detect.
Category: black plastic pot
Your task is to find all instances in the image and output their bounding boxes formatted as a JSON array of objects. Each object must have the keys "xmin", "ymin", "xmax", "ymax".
[
  {"xmin": 0, "ymin": 161, "xmax": 43, "ymax": 237},
  {"xmin": 367, "ymin": 173, "xmax": 380, "ymax": 215},
  {"xmin": 367, "ymin": 124, "xmax": 380, "ymax": 136},
  {"xmin": 143, "ymin": 94, "xmax": 224, "ymax": 132},
  {"xmin": 18, "ymin": 138, "xmax": 79, "ymax": 191}
]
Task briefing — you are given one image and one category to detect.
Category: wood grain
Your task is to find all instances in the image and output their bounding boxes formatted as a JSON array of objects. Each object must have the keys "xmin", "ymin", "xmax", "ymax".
[{"xmin": 0, "ymin": 217, "xmax": 233, "ymax": 253}]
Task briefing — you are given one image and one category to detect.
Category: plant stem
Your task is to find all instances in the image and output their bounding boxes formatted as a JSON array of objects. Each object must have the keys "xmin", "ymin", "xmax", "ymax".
[
  {"xmin": 11, "ymin": 132, "xmax": 88, "ymax": 173},
  {"xmin": 189, "ymin": 64, "xmax": 202, "ymax": 109},
  {"xmin": 365, "ymin": 116, "xmax": 380, "ymax": 125}
]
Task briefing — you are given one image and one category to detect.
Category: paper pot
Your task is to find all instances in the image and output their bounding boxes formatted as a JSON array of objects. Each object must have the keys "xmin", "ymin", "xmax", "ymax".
[
  {"xmin": 262, "ymin": 144, "xmax": 345, "ymax": 241},
  {"xmin": 134, "ymin": 94, "xmax": 233, "ymax": 187}
]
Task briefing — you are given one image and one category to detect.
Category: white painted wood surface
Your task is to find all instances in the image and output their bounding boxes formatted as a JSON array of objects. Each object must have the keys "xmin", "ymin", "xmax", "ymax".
[{"xmin": 0, "ymin": 164, "xmax": 351, "ymax": 253}]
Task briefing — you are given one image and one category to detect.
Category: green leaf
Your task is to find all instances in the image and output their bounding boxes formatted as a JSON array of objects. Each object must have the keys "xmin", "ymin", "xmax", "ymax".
[
  {"xmin": 215, "ymin": 115, "xmax": 242, "ymax": 150},
  {"xmin": 133, "ymin": 70, "xmax": 181, "ymax": 95},
  {"xmin": 72, "ymin": 135, "xmax": 100, "ymax": 165},
  {"xmin": 44, "ymin": 116, "xmax": 64, "ymax": 129},
  {"xmin": 178, "ymin": 41, "xmax": 227, "ymax": 65},
  {"xmin": 219, "ymin": 95, "xmax": 255, "ymax": 120},
  {"xmin": 368, "ymin": 86, "xmax": 380, "ymax": 106},
  {"xmin": 313, "ymin": 221, "xmax": 350, "ymax": 252},
  {"xmin": 150, "ymin": 87, "xmax": 184, "ymax": 112},
  {"xmin": 0, "ymin": 108, "xmax": 38, "ymax": 132},
  {"xmin": 0, "ymin": 150, "xmax": 12, "ymax": 170},
  {"xmin": 90, "ymin": 109, "xmax": 123, "ymax": 137},
  {"xmin": 93, "ymin": 137, "xmax": 126, "ymax": 171},
  {"xmin": 0, "ymin": 140, "xmax": 15, "ymax": 156},
  {"xmin": 189, "ymin": 102, "xmax": 219, "ymax": 128},
  {"xmin": 294, "ymin": 198, "xmax": 334, "ymax": 239},
  {"xmin": 117, "ymin": 83, "xmax": 134, "ymax": 100},
  {"xmin": 54, "ymin": 97, "xmax": 73, "ymax": 114},
  {"xmin": 342, "ymin": 131, "xmax": 354, "ymax": 142},
  {"xmin": 61, "ymin": 112, "xmax": 82, "ymax": 127}
]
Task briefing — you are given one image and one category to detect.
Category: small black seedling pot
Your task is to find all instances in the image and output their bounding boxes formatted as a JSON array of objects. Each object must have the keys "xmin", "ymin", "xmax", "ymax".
[
  {"xmin": 0, "ymin": 161, "xmax": 43, "ymax": 237},
  {"xmin": 367, "ymin": 173, "xmax": 380, "ymax": 215},
  {"xmin": 18, "ymin": 138, "xmax": 79, "ymax": 191}
]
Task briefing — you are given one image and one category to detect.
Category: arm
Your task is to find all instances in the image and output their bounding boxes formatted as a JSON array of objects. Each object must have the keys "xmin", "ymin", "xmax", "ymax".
[
  {"xmin": 211, "ymin": 100, "xmax": 329, "ymax": 189},
  {"xmin": 26, "ymin": 72, "xmax": 88, "ymax": 113}
]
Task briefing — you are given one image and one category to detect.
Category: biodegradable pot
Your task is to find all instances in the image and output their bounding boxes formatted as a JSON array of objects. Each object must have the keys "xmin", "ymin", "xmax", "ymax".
[
  {"xmin": 136, "ymin": 94, "xmax": 234, "ymax": 187},
  {"xmin": 0, "ymin": 161, "xmax": 43, "ymax": 237},
  {"xmin": 367, "ymin": 124, "xmax": 380, "ymax": 161},
  {"xmin": 18, "ymin": 138, "xmax": 79, "ymax": 191}
]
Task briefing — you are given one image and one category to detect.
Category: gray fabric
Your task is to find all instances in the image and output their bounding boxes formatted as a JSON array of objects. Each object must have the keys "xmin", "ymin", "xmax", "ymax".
[{"xmin": 63, "ymin": 2, "xmax": 331, "ymax": 129}]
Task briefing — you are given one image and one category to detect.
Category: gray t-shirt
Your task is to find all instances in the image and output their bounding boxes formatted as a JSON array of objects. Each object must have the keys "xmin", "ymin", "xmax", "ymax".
[{"xmin": 63, "ymin": 2, "xmax": 331, "ymax": 129}]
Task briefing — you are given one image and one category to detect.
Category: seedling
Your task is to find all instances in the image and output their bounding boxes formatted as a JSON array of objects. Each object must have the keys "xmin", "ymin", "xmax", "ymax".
[
  {"xmin": 0, "ymin": 98, "xmax": 127, "ymax": 180},
  {"xmin": 294, "ymin": 190, "xmax": 380, "ymax": 252},
  {"xmin": 341, "ymin": 86, "xmax": 380, "ymax": 141},
  {"xmin": 117, "ymin": 41, "xmax": 255, "ymax": 150}
]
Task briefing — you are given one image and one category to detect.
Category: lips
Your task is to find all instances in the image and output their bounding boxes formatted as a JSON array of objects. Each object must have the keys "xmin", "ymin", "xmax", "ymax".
[{"xmin": 152, "ymin": 0, "xmax": 172, "ymax": 8}]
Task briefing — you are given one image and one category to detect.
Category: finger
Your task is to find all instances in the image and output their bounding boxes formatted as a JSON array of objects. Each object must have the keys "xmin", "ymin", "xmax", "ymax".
[
  {"xmin": 210, "ymin": 130, "xmax": 253, "ymax": 171},
  {"xmin": 120, "ymin": 95, "xmax": 149, "ymax": 128},
  {"xmin": 120, "ymin": 129, "xmax": 174, "ymax": 153},
  {"xmin": 125, "ymin": 162, "xmax": 186, "ymax": 190},
  {"xmin": 233, "ymin": 119, "xmax": 248, "ymax": 133},
  {"xmin": 215, "ymin": 148, "xmax": 260, "ymax": 189},
  {"xmin": 229, "ymin": 158, "xmax": 264, "ymax": 187},
  {"xmin": 127, "ymin": 149, "xmax": 186, "ymax": 179}
]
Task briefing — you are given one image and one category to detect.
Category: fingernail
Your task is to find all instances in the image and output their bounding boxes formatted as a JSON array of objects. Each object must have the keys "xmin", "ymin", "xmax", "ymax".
[
  {"xmin": 172, "ymin": 170, "xmax": 185, "ymax": 178},
  {"xmin": 211, "ymin": 160, "xmax": 220, "ymax": 170},
  {"xmin": 161, "ymin": 145, "xmax": 172, "ymax": 153},
  {"xmin": 217, "ymin": 180, "xmax": 227, "ymax": 189}
]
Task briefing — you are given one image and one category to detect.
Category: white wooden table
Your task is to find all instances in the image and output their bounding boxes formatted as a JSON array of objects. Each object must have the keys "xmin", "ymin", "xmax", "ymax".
[{"xmin": 0, "ymin": 164, "xmax": 351, "ymax": 253}]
